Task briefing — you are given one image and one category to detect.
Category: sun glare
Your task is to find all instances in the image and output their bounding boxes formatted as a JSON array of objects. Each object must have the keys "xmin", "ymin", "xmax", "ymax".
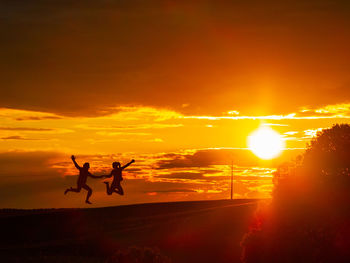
[{"xmin": 248, "ymin": 126, "xmax": 285, "ymax": 160}]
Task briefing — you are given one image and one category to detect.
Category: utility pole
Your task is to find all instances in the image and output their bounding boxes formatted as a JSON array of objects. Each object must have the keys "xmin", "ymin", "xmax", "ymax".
[{"xmin": 230, "ymin": 160, "xmax": 233, "ymax": 200}]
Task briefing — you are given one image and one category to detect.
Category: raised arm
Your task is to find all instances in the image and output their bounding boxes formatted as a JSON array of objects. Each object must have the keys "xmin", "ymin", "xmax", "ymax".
[
  {"xmin": 71, "ymin": 155, "xmax": 81, "ymax": 170},
  {"xmin": 122, "ymin": 159, "xmax": 135, "ymax": 170}
]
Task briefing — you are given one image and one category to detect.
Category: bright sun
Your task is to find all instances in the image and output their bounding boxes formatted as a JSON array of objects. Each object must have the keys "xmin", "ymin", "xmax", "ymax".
[{"xmin": 248, "ymin": 126, "xmax": 285, "ymax": 160}]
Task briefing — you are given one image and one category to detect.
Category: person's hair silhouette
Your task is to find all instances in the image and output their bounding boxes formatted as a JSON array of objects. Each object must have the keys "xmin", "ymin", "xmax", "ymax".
[
  {"xmin": 64, "ymin": 155, "xmax": 103, "ymax": 204},
  {"xmin": 104, "ymin": 159, "xmax": 135, "ymax": 196}
]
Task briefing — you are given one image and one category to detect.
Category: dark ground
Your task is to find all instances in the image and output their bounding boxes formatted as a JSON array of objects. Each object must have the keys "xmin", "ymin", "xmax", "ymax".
[{"xmin": 0, "ymin": 199, "xmax": 259, "ymax": 263}]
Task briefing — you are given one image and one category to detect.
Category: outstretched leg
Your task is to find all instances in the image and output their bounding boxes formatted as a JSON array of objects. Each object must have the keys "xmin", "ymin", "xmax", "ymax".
[
  {"xmin": 104, "ymin": 182, "xmax": 113, "ymax": 195},
  {"xmin": 114, "ymin": 185, "xmax": 124, "ymax": 196},
  {"xmin": 82, "ymin": 184, "xmax": 93, "ymax": 204},
  {"xmin": 64, "ymin": 185, "xmax": 81, "ymax": 195}
]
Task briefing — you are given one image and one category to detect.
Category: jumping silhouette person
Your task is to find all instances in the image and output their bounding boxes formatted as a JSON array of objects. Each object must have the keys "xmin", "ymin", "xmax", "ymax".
[
  {"xmin": 64, "ymin": 155, "xmax": 103, "ymax": 204},
  {"xmin": 104, "ymin": 159, "xmax": 135, "ymax": 196}
]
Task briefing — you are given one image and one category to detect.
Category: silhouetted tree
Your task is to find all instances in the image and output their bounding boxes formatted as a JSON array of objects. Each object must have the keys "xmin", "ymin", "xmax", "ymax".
[
  {"xmin": 241, "ymin": 124, "xmax": 350, "ymax": 263},
  {"xmin": 303, "ymin": 124, "xmax": 350, "ymax": 177}
]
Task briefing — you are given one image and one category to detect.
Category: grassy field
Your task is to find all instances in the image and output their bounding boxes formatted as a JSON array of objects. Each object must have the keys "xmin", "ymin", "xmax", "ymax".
[{"xmin": 0, "ymin": 199, "xmax": 259, "ymax": 262}]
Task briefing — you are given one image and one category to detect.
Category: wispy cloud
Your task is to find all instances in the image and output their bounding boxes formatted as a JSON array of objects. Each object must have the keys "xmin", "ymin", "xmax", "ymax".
[
  {"xmin": 0, "ymin": 108, "xmax": 62, "ymax": 121},
  {"xmin": 76, "ymin": 123, "xmax": 183, "ymax": 131},
  {"xmin": 183, "ymin": 103, "xmax": 350, "ymax": 120},
  {"xmin": 298, "ymin": 103, "xmax": 350, "ymax": 117},
  {"xmin": 0, "ymin": 136, "xmax": 46, "ymax": 141},
  {"xmin": 106, "ymin": 106, "xmax": 182, "ymax": 121},
  {"xmin": 0, "ymin": 127, "xmax": 54, "ymax": 131}
]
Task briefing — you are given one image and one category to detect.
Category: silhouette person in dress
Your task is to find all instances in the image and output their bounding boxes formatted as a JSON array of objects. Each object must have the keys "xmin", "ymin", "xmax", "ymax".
[
  {"xmin": 104, "ymin": 159, "xmax": 135, "ymax": 196},
  {"xmin": 64, "ymin": 155, "xmax": 103, "ymax": 204}
]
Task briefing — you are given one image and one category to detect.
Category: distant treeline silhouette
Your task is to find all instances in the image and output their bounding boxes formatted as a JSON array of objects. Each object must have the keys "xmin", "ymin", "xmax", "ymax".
[{"xmin": 241, "ymin": 124, "xmax": 350, "ymax": 263}]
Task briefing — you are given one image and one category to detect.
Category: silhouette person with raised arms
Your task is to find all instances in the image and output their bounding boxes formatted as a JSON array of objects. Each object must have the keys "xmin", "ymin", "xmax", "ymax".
[
  {"xmin": 64, "ymin": 155, "xmax": 103, "ymax": 204},
  {"xmin": 104, "ymin": 159, "xmax": 135, "ymax": 196}
]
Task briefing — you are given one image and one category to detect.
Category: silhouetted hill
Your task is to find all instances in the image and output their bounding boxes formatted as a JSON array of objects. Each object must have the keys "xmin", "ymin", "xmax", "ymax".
[{"xmin": 0, "ymin": 199, "xmax": 259, "ymax": 262}]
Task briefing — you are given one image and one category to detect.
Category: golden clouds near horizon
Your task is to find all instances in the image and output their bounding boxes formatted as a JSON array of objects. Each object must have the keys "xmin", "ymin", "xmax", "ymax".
[
  {"xmin": 0, "ymin": 104, "xmax": 349, "ymax": 208},
  {"xmin": 0, "ymin": 104, "xmax": 349, "ymax": 155}
]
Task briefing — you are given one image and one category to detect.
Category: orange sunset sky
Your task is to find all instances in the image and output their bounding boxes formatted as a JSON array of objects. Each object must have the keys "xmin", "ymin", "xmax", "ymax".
[{"xmin": 1, "ymin": 0, "xmax": 350, "ymax": 208}]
